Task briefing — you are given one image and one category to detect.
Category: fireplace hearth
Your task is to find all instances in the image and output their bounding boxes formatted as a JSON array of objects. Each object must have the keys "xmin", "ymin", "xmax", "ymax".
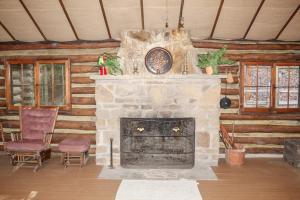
[{"xmin": 120, "ymin": 118, "xmax": 195, "ymax": 168}]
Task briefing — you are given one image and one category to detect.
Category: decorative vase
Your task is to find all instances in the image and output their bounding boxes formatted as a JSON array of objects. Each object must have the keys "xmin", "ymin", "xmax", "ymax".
[
  {"xmin": 205, "ymin": 66, "xmax": 214, "ymax": 75},
  {"xmin": 99, "ymin": 66, "xmax": 107, "ymax": 75}
]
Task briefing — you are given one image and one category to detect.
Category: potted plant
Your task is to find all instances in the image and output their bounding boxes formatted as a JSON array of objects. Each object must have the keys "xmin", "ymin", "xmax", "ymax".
[
  {"xmin": 98, "ymin": 53, "xmax": 123, "ymax": 75},
  {"xmin": 197, "ymin": 46, "xmax": 234, "ymax": 75}
]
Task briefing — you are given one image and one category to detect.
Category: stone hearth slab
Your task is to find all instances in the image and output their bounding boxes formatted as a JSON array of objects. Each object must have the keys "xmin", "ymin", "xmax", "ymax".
[
  {"xmin": 98, "ymin": 164, "xmax": 217, "ymax": 180},
  {"xmin": 115, "ymin": 180, "xmax": 202, "ymax": 200}
]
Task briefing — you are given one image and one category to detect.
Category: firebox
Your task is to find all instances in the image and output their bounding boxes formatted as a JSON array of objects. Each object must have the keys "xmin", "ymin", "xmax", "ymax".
[{"xmin": 120, "ymin": 118, "xmax": 195, "ymax": 169}]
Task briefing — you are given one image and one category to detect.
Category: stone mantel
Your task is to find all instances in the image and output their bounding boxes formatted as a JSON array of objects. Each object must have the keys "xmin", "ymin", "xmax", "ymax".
[{"xmin": 90, "ymin": 74, "xmax": 227, "ymax": 81}]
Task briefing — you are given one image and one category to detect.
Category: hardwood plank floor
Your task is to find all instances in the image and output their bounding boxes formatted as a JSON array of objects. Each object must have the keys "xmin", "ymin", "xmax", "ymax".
[{"xmin": 0, "ymin": 155, "xmax": 299, "ymax": 200}]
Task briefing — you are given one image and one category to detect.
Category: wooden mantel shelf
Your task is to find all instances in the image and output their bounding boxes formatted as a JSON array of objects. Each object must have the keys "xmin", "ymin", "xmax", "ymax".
[{"xmin": 90, "ymin": 74, "xmax": 227, "ymax": 80}]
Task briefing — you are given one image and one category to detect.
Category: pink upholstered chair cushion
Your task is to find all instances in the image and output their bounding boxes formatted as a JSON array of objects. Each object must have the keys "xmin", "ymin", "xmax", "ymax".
[
  {"xmin": 58, "ymin": 138, "xmax": 90, "ymax": 153},
  {"xmin": 5, "ymin": 139, "xmax": 47, "ymax": 151},
  {"xmin": 21, "ymin": 107, "xmax": 58, "ymax": 140}
]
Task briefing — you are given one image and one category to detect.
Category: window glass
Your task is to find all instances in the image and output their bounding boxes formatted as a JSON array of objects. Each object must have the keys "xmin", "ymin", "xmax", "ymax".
[
  {"xmin": 243, "ymin": 65, "xmax": 271, "ymax": 108},
  {"xmin": 10, "ymin": 63, "xmax": 35, "ymax": 106},
  {"xmin": 275, "ymin": 66, "xmax": 299, "ymax": 108},
  {"xmin": 39, "ymin": 63, "xmax": 65, "ymax": 106}
]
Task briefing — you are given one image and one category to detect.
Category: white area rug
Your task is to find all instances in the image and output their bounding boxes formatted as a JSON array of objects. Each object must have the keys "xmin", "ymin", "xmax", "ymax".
[
  {"xmin": 115, "ymin": 180, "xmax": 202, "ymax": 200},
  {"xmin": 98, "ymin": 164, "xmax": 217, "ymax": 180}
]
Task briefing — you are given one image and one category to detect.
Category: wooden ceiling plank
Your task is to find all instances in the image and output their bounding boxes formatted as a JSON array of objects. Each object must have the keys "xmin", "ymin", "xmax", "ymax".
[
  {"xmin": 19, "ymin": 0, "xmax": 47, "ymax": 41},
  {"xmin": 140, "ymin": 0, "xmax": 145, "ymax": 30},
  {"xmin": 99, "ymin": 0, "xmax": 111, "ymax": 39},
  {"xmin": 275, "ymin": 4, "xmax": 300, "ymax": 40},
  {"xmin": 209, "ymin": 0, "xmax": 224, "ymax": 39},
  {"xmin": 0, "ymin": 21, "xmax": 16, "ymax": 41},
  {"xmin": 59, "ymin": 0, "xmax": 79, "ymax": 40},
  {"xmin": 178, "ymin": 0, "xmax": 184, "ymax": 29},
  {"xmin": 243, "ymin": 0, "xmax": 265, "ymax": 39}
]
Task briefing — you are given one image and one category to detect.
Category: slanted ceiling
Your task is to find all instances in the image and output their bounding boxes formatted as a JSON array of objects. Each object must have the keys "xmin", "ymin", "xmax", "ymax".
[{"xmin": 0, "ymin": 0, "xmax": 299, "ymax": 43}]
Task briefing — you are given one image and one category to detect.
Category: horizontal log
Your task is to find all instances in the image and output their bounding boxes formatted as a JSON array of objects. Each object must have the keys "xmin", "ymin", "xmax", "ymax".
[
  {"xmin": 229, "ymin": 99, "xmax": 239, "ymax": 108},
  {"xmin": 221, "ymin": 77, "xmax": 239, "ymax": 84},
  {"xmin": 0, "ymin": 79, "xmax": 5, "ymax": 86},
  {"xmin": 0, "ymin": 101, "xmax": 6, "ymax": 107},
  {"xmin": 70, "ymin": 55, "xmax": 99, "ymax": 63},
  {"xmin": 71, "ymin": 65, "xmax": 99, "ymax": 73},
  {"xmin": 72, "ymin": 77, "xmax": 95, "ymax": 84},
  {"xmin": 226, "ymin": 53, "xmax": 300, "ymax": 61},
  {"xmin": 0, "ymin": 69, "xmax": 4, "ymax": 77},
  {"xmin": 0, "ymin": 40, "xmax": 120, "ymax": 51},
  {"xmin": 1, "ymin": 120, "xmax": 96, "ymax": 130},
  {"xmin": 60, "ymin": 108, "xmax": 96, "ymax": 116},
  {"xmin": 223, "ymin": 124, "xmax": 300, "ymax": 133},
  {"xmin": 51, "ymin": 133, "xmax": 96, "ymax": 144},
  {"xmin": 0, "ymin": 89, "xmax": 5, "ymax": 98},
  {"xmin": 55, "ymin": 121, "xmax": 96, "ymax": 130},
  {"xmin": 3, "ymin": 55, "xmax": 99, "ymax": 63},
  {"xmin": 72, "ymin": 87, "xmax": 95, "ymax": 94},
  {"xmin": 220, "ymin": 147, "xmax": 283, "ymax": 154},
  {"xmin": 220, "ymin": 113, "xmax": 300, "ymax": 120},
  {"xmin": 233, "ymin": 137, "xmax": 300, "ymax": 145},
  {"xmin": 72, "ymin": 97, "xmax": 95, "ymax": 105},
  {"xmin": 221, "ymin": 88, "xmax": 239, "ymax": 95},
  {"xmin": 1, "ymin": 108, "xmax": 96, "ymax": 116},
  {"xmin": 1, "ymin": 40, "xmax": 299, "ymax": 52},
  {"xmin": 218, "ymin": 65, "xmax": 239, "ymax": 74},
  {"xmin": 192, "ymin": 41, "xmax": 300, "ymax": 50}
]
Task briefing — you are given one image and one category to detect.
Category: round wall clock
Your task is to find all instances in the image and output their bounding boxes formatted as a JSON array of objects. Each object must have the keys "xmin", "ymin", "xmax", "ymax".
[{"xmin": 145, "ymin": 47, "xmax": 173, "ymax": 74}]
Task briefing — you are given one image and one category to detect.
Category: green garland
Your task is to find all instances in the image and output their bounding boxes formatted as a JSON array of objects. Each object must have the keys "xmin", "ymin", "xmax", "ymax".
[
  {"xmin": 98, "ymin": 53, "xmax": 123, "ymax": 75},
  {"xmin": 197, "ymin": 46, "xmax": 234, "ymax": 74}
]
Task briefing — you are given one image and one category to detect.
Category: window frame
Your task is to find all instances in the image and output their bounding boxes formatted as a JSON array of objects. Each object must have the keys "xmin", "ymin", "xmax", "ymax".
[
  {"xmin": 240, "ymin": 61, "xmax": 300, "ymax": 114},
  {"xmin": 5, "ymin": 59, "xmax": 71, "ymax": 111}
]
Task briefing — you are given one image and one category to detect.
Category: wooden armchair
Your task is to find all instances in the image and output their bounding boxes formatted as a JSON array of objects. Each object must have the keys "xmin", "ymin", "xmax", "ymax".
[{"xmin": 1, "ymin": 107, "xmax": 58, "ymax": 172}]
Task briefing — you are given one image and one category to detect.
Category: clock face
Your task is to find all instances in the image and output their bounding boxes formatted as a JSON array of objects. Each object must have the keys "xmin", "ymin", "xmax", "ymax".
[{"xmin": 145, "ymin": 47, "xmax": 173, "ymax": 74}]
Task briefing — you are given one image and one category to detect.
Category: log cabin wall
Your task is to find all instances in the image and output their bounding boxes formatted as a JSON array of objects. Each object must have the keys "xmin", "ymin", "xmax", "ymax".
[
  {"xmin": 0, "ymin": 48, "xmax": 118, "ymax": 155},
  {"xmin": 0, "ymin": 41, "xmax": 300, "ymax": 156}
]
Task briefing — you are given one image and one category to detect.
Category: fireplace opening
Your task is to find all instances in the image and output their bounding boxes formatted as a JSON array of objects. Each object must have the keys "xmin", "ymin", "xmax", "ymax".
[{"xmin": 120, "ymin": 118, "xmax": 195, "ymax": 169}]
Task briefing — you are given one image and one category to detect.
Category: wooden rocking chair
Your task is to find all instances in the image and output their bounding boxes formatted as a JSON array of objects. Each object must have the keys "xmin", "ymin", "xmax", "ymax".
[{"xmin": 1, "ymin": 107, "xmax": 58, "ymax": 172}]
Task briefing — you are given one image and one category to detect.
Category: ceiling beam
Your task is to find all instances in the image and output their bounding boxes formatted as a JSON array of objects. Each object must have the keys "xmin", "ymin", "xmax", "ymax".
[
  {"xmin": 0, "ymin": 40, "xmax": 120, "ymax": 51},
  {"xmin": 178, "ymin": 0, "xmax": 184, "ymax": 29},
  {"xmin": 1, "ymin": 40, "xmax": 300, "ymax": 51},
  {"xmin": 209, "ymin": 0, "xmax": 224, "ymax": 39},
  {"xmin": 275, "ymin": 4, "xmax": 300, "ymax": 40},
  {"xmin": 19, "ymin": 0, "xmax": 47, "ymax": 41},
  {"xmin": 140, "ymin": 0, "xmax": 145, "ymax": 30},
  {"xmin": 99, "ymin": 0, "xmax": 112, "ymax": 39},
  {"xmin": 243, "ymin": 0, "xmax": 265, "ymax": 39},
  {"xmin": 192, "ymin": 40, "xmax": 300, "ymax": 50},
  {"xmin": 0, "ymin": 21, "xmax": 16, "ymax": 41},
  {"xmin": 58, "ymin": 0, "xmax": 79, "ymax": 40}
]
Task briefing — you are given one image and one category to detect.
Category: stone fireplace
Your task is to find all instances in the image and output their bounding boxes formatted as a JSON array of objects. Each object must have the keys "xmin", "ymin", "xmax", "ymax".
[
  {"xmin": 91, "ymin": 29, "xmax": 222, "ymax": 167},
  {"xmin": 91, "ymin": 75, "xmax": 222, "ymax": 167}
]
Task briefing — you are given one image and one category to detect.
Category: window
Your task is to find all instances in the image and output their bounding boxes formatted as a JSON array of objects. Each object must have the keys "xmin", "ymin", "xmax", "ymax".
[
  {"xmin": 241, "ymin": 62, "xmax": 300, "ymax": 113},
  {"xmin": 6, "ymin": 59, "xmax": 71, "ymax": 110}
]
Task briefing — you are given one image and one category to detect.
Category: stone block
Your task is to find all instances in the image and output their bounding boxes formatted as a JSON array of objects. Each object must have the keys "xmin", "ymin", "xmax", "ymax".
[
  {"xmin": 96, "ymin": 86, "xmax": 113, "ymax": 102},
  {"xmin": 196, "ymin": 131, "xmax": 210, "ymax": 148},
  {"xmin": 141, "ymin": 105, "xmax": 152, "ymax": 110},
  {"xmin": 96, "ymin": 157, "xmax": 107, "ymax": 165},
  {"xmin": 97, "ymin": 145, "xmax": 108, "ymax": 154},
  {"xmin": 122, "ymin": 104, "xmax": 139, "ymax": 109},
  {"xmin": 158, "ymin": 111, "xmax": 172, "ymax": 118}
]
